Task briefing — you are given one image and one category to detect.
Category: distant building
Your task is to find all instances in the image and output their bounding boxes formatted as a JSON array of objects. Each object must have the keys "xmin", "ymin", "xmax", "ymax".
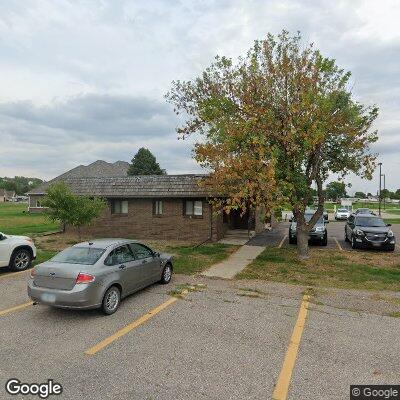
[{"xmin": 0, "ymin": 189, "xmax": 15, "ymax": 202}]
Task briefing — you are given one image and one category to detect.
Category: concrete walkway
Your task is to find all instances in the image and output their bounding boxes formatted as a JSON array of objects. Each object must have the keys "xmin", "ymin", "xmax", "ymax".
[{"xmin": 202, "ymin": 244, "xmax": 265, "ymax": 279}]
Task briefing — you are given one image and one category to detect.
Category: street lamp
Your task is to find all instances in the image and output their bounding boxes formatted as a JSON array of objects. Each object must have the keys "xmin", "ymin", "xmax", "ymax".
[
  {"xmin": 383, "ymin": 174, "xmax": 386, "ymax": 210},
  {"xmin": 378, "ymin": 162, "xmax": 382, "ymax": 216}
]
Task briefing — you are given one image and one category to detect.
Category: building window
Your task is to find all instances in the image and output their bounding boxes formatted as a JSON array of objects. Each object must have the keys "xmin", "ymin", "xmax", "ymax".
[
  {"xmin": 112, "ymin": 199, "xmax": 128, "ymax": 214},
  {"xmin": 153, "ymin": 200, "xmax": 163, "ymax": 216},
  {"xmin": 36, "ymin": 199, "xmax": 42, "ymax": 208},
  {"xmin": 184, "ymin": 200, "xmax": 203, "ymax": 217}
]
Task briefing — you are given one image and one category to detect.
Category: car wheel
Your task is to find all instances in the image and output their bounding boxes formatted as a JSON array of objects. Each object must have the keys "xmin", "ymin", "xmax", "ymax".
[
  {"xmin": 321, "ymin": 234, "xmax": 328, "ymax": 246},
  {"xmin": 351, "ymin": 235, "xmax": 358, "ymax": 249},
  {"xmin": 160, "ymin": 263, "xmax": 173, "ymax": 284},
  {"xmin": 344, "ymin": 230, "xmax": 349, "ymax": 242},
  {"xmin": 101, "ymin": 286, "xmax": 121, "ymax": 315},
  {"xmin": 387, "ymin": 245, "xmax": 395, "ymax": 252},
  {"xmin": 9, "ymin": 248, "xmax": 32, "ymax": 271}
]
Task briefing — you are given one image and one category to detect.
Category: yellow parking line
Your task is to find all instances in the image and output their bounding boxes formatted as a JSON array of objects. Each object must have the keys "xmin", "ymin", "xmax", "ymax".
[
  {"xmin": 278, "ymin": 235, "xmax": 287, "ymax": 248},
  {"xmin": 333, "ymin": 237, "xmax": 343, "ymax": 251},
  {"xmin": 272, "ymin": 294, "xmax": 310, "ymax": 400},
  {"xmin": 0, "ymin": 269, "xmax": 28, "ymax": 281},
  {"xmin": 85, "ymin": 296, "xmax": 180, "ymax": 356},
  {"xmin": 0, "ymin": 301, "xmax": 34, "ymax": 317}
]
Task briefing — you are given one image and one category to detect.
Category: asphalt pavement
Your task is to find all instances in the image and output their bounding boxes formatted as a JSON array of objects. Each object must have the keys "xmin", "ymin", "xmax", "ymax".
[{"xmin": 1, "ymin": 270, "xmax": 400, "ymax": 399}]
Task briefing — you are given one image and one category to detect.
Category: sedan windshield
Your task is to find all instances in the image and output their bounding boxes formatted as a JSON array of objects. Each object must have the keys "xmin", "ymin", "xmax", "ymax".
[
  {"xmin": 51, "ymin": 247, "xmax": 105, "ymax": 265},
  {"xmin": 356, "ymin": 217, "xmax": 386, "ymax": 228},
  {"xmin": 338, "ymin": 209, "xmax": 348, "ymax": 212},
  {"xmin": 304, "ymin": 214, "xmax": 324, "ymax": 223}
]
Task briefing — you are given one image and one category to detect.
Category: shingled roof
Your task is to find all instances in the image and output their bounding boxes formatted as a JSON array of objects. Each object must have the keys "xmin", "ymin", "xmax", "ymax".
[
  {"xmin": 55, "ymin": 160, "xmax": 130, "ymax": 179},
  {"xmin": 29, "ymin": 175, "xmax": 212, "ymax": 198}
]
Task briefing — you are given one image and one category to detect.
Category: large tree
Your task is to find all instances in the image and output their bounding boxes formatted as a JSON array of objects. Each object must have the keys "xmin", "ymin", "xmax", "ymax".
[
  {"xmin": 127, "ymin": 148, "xmax": 166, "ymax": 175},
  {"xmin": 166, "ymin": 31, "xmax": 378, "ymax": 258}
]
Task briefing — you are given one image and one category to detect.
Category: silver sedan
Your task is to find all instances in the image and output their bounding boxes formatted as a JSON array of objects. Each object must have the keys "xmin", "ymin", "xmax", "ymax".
[{"xmin": 27, "ymin": 239, "xmax": 173, "ymax": 315}]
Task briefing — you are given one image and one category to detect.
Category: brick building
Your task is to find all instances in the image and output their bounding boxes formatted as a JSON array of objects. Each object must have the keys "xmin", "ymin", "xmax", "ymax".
[{"xmin": 28, "ymin": 161, "xmax": 264, "ymax": 243}]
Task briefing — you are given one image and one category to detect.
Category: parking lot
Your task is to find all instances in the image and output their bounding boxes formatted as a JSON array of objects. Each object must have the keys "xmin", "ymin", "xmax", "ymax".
[
  {"xmin": 1, "ymin": 260, "xmax": 400, "ymax": 400},
  {"xmin": 276, "ymin": 220, "xmax": 400, "ymax": 253}
]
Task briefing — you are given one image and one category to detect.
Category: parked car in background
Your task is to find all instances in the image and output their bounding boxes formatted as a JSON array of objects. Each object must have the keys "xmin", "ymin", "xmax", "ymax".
[
  {"xmin": 334, "ymin": 208, "xmax": 351, "ymax": 220},
  {"xmin": 354, "ymin": 208, "xmax": 375, "ymax": 215},
  {"xmin": 0, "ymin": 232, "xmax": 36, "ymax": 271},
  {"xmin": 289, "ymin": 211, "xmax": 328, "ymax": 246},
  {"xmin": 28, "ymin": 239, "xmax": 173, "ymax": 315},
  {"xmin": 345, "ymin": 215, "xmax": 395, "ymax": 251}
]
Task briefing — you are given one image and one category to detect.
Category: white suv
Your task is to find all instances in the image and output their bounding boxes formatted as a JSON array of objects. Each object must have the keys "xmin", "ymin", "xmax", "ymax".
[{"xmin": 0, "ymin": 232, "xmax": 37, "ymax": 271}]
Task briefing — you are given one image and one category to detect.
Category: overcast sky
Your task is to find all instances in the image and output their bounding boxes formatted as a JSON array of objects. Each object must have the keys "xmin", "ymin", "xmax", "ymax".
[{"xmin": 0, "ymin": 0, "xmax": 399, "ymax": 194}]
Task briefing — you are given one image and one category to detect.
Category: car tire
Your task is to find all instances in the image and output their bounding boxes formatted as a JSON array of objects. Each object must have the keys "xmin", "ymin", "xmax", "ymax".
[
  {"xmin": 321, "ymin": 234, "xmax": 328, "ymax": 246},
  {"xmin": 9, "ymin": 248, "xmax": 32, "ymax": 271},
  {"xmin": 101, "ymin": 286, "xmax": 121, "ymax": 315},
  {"xmin": 344, "ymin": 230, "xmax": 349, "ymax": 242},
  {"xmin": 288, "ymin": 235, "xmax": 296, "ymax": 245},
  {"xmin": 160, "ymin": 263, "xmax": 173, "ymax": 284},
  {"xmin": 387, "ymin": 245, "xmax": 395, "ymax": 252},
  {"xmin": 351, "ymin": 235, "xmax": 358, "ymax": 249}
]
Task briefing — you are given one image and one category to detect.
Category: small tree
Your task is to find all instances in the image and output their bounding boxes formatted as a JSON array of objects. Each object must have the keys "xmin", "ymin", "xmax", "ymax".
[
  {"xmin": 167, "ymin": 31, "xmax": 378, "ymax": 259},
  {"xmin": 127, "ymin": 148, "xmax": 166, "ymax": 175},
  {"xmin": 42, "ymin": 182, "xmax": 107, "ymax": 240},
  {"xmin": 325, "ymin": 181, "xmax": 347, "ymax": 201},
  {"xmin": 354, "ymin": 191, "xmax": 366, "ymax": 199}
]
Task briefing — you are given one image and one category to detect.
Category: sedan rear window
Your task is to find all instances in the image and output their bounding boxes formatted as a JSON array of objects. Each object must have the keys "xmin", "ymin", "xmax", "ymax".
[
  {"xmin": 51, "ymin": 247, "xmax": 105, "ymax": 265},
  {"xmin": 356, "ymin": 217, "xmax": 386, "ymax": 227}
]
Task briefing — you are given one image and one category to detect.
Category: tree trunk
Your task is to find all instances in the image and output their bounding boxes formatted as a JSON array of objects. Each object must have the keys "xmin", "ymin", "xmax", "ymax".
[{"xmin": 297, "ymin": 223, "xmax": 309, "ymax": 260}]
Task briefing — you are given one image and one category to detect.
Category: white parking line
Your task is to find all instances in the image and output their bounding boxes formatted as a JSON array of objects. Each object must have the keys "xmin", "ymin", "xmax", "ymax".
[{"xmin": 278, "ymin": 235, "xmax": 287, "ymax": 248}]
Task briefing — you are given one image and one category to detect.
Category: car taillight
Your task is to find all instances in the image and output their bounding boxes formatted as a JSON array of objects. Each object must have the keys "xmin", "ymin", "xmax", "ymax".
[
  {"xmin": 76, "ymin": 273, "xmax": 95, "ymax": 284},
  {"xmin": 30, "ymin": 268, "xmax": 35, "ymax": 279}
]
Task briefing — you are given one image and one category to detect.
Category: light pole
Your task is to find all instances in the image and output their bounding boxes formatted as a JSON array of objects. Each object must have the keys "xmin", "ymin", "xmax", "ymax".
[
  {"xmin": 378, "ymin": 162, "xmax": 382, "ymax": 216},
  {"xmin": 383, "ymin": 174, "xmax": 386, "ymax": 210}
]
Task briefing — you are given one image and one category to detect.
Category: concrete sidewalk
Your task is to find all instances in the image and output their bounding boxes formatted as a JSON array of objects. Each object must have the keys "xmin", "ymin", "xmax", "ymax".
[{"xmin": 202, "ymin": 244, "xmax": 265, "ymax": 279}]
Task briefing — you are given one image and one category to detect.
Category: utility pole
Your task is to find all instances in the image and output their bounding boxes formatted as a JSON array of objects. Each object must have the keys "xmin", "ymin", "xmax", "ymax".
[{"xmin": 378, "ymin": 162, "xmax": 382, "ymax": 216}]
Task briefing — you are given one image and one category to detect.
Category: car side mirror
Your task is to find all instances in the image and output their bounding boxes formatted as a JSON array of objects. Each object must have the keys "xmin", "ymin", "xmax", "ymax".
[
  {"xmin": 289, "ymin": 218, "xmax": 293, "ymax": 222},
  {"xmin": 387, "ymin": 223, "xmax": 392, "ymax": 227},
  {"xmin": 0, "ymin": 233, "xmax": 5, "ymax": 241},
  {"xmin": 325, "ymin": 220, "xmax": 329, "ymax": 224}
]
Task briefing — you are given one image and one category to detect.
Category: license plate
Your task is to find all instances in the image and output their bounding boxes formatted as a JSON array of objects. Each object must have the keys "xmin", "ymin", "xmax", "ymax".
[
  {"xmin": 41, "ymin": 293, "xmax": 56, "ymax": 303},
  {"xmin": 372, "ymin": 242, "xmax": 382, "ymax": 247}
]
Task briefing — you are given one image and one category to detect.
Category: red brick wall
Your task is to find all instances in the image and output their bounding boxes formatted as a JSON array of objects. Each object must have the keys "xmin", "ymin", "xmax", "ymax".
[{"xmin": 66, "ymin": 198, "xmax": 225, "ymax": 243}]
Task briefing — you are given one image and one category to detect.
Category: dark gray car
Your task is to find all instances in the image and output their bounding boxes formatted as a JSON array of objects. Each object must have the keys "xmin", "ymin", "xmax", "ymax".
[
  {"xmin": 289, "ymin": 211, "xmax": 328, "ymax": 246},
  {"xmin": 345, "ymin": 214, "xmax": 395, "ymax": 251},
  {"xmin": 27, "ymin": 239, "xmax": 173, "ymax": 315}
]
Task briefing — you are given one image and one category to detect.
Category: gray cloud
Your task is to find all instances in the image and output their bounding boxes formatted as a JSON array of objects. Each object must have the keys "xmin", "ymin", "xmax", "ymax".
[{"xmin": 0, "ymin": 0, "xmax": 399, "ymax": 193}]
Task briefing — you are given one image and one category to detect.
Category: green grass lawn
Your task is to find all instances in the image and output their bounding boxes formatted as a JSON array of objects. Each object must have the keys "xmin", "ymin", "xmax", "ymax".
[
  {"xmin": 237, "ymin": 246, "xmax": 400, "ymax": 291},
  {"xmin": 164, "ymin": 243, "xmax": 238, "ymax": 274},
  {"xmin": 351, "ymin": 201, "xmax": 400, "ymax": 211},
  {"xmin": 0, "ymin": 202, "xmax": 60, "ymax": 236},
  {"xmin": 36, "ymin": 234, "xmax": 239, "ymax": 274},
  {"xmin": 384, "ymin": 218, "xmax": 400, "ymax": 225}
]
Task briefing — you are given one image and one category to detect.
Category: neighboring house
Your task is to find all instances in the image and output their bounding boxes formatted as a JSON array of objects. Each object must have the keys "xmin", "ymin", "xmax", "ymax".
[
  {"xmin": 28, "ymin": 161, "xmax": 264, "ymax": 242},
  {"xmin": 0, "ymin": 189, "xmax": 15, "ymax": 202}
]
